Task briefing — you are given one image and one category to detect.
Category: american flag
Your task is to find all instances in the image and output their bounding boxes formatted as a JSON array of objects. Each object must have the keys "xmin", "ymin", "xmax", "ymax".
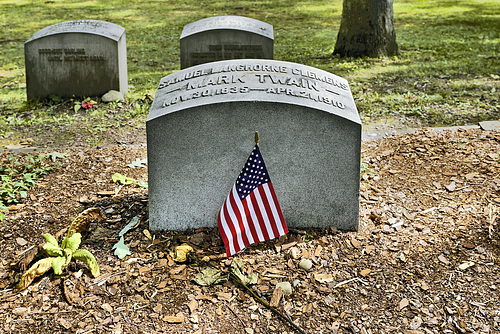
[{"xmin": 218, "ymin": 144, "xmax": 288, "ymax": 257}]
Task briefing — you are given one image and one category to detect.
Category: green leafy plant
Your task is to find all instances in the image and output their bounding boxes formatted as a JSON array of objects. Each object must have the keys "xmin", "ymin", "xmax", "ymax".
[
  {"xmin": 17, "ymin": 216, "xmax": 100, "ymax": 290},
  {"xmin": 0, "ymin": 202, "xmax": 7, "ymax": 223},
  {"xmin": 112, "ymin": 172, "xmax": 148, "ymax": 188},
  {"xmin": 0, "ymin": 153, "xmax": 66, "ymax": 222},
  {"xmin": 360, "ymin": 158, "xmax": 372, "ymax": 175}
]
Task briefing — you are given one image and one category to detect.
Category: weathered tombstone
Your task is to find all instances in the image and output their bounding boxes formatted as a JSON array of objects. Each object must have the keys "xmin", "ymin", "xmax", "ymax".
[
  {"xmin": 24, "ymin": 20, "xmax": 127, "ymax": 100},
  {"xmin": 147, "ymin": 59, "xmax": 361, "ymax": 231},
  {"xmin": 180, "ymin": 16, "xmax": 273, "ymax": 69}
]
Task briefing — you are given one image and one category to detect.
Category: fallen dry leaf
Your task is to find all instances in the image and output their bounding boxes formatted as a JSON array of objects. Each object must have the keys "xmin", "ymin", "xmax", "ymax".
[
  {"xmin": 314, "ymin": 244, "xmax": 323, "ymax": 257},
  {"xmin": 63, "ymin": 282, "xmax": 80, "ymax": 305},
  {"xmin": 281, "ymin": 241, "xmax": 296, "ymax": 251},
  {"xmin": 170, "ymin": 264, "xmax": 186, "ymax": 275},
  {"xmin": 12, "ymin": 307, "xmax": 28, "ymax": 316},
  {"xmin": 463, "ymin": 242, "xmax": 475, "ymax": 249},
  {"xmin": 360, "ymin": 269, "xmax": 371, "ymax": 277},
  {"xmin": 351, "ymin": 238, "xmax": 362, "ymax": 249},
  {"xmin": 187, "ymin": 299, "xmax": 198, "ymax": 314},
  {"xmin": 315, "ymin": 273, "xmax": 334, "ymax": 283},
  {"xmin": 164, "ymin": 315, "xmax": 184, "ymax": 323},
  {"xmin": 170, "ymin": 243, "xmax": 193, "ymax": 262},
  {"xmin": 438, "ymin": 255, "xmax": 450, "ymax": 265},
  {"xmin": 58, "ymin": 318, "xmax": 72, "ymax": 329},
  {"xmin": 445, "ymin": 182, "xmax": 456, "ymax": 192},
  {"xmin": 68, "ymin": 207, "xmax": 104, "ymax": 236},
  {"xmin": 101, "ymin": 303, "xmax": 113, "ymax": 313},
  {"xmin": 16, "ymin": 237, "xmax": 28, "ymax": 246},
  {"xmin": 143, "ymin": 229, "xmax": 152, "ymax": 240},
  {"xmin": 364, "ymin": 245, "xmax": 375, "ymax": 255},
  {"xmin": 458, "ymin": 261, "xmax": 475, "ymax": 270},
  {"xmin": 399, "ymin": 298, "xmax": 409, "ymax": 310},
  {"xmin": 17, "ymin": 257, "xmax": 53, "ymax": 290},
  {"xmin": 270, "ymin": 286, "xmax": 282, "ymax": 308},
  {"xmin": 8, "ymin": 203, "xmax": 25, "ymax": 211},
  {"xmin": 216, "ymin": 292, "xmax": 232, "ymax": 301}
]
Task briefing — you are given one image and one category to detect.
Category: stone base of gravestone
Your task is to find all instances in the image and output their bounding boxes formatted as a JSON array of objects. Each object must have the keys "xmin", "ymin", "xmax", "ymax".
[
  {"xmin": 180, "ymin": 16, "xmax": 273, "ymax": 69},
  {"xmin": 147, "ymin": 60, "xmax": 361, "ymax": 232},
  {"xmin": 24, "ymin": 20, "xmax": 127, "ymax": 100}
]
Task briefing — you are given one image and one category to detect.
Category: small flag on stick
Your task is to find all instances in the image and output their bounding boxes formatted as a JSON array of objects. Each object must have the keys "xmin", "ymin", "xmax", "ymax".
[{"xmin": 218, "ymin": 132, "xmax": 288, "ymax": 257}]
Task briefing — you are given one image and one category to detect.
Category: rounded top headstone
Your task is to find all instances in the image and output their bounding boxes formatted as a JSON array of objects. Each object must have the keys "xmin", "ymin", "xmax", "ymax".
[
  {"xmin": 148, "ymin": 59, "xmax": 360, "ymax": 125},
  {"xmin": 180, "ymin": 16, "xmax": 273, "ymax": 40},
  {"xmin": 26, "ymin": 20, "xmax": 125, "ymax": 44}
]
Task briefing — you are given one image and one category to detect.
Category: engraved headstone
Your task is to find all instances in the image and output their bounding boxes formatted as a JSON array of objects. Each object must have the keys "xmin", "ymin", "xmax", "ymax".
[
  {"xmin": 147, "ymin": 59, "xmax": 361, "ymax": 232},
  {"xmin": 180, "ymin": 16, "xmax": 273, "ymax": 69},
  {"xmin": 24, "ymin": 20, "xmax": 127, "ymax": 100}
]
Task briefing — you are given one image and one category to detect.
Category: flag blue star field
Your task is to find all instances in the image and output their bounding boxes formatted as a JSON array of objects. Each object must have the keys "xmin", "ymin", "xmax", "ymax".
[{"xmin": 218, "ymin": 144, "xmax": 288, "ymax": 257}]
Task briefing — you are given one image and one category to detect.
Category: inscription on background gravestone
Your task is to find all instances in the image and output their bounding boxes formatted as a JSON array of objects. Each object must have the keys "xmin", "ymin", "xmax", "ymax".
[
  {"xmin": 180, "ymin": 16, "xmax": 273, "ymax": 69},
  {"xmin": 147, "ymin": 59, "xmax": 362, "ymax": 232},
  {"xmin": 25, "ymin": 20, "xmax": 127, "ymax": 100}
]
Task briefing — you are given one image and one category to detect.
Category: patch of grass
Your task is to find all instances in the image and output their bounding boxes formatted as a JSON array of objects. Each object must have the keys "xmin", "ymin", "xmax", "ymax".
[{"xmin": 0, "ymin": 0, "xmax": 498, "ymax": 140}]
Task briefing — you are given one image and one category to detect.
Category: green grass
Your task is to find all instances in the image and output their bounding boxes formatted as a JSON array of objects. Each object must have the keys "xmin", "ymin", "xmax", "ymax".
[{"xmin": 0, "ymin": 0, "xmax": 499, "ymax": 140}]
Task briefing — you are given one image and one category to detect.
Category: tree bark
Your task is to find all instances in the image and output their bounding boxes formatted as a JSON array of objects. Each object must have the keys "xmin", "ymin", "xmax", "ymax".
[{"xmin": 334, "ymin": 0, "xmax": 398, "ymax": 58}]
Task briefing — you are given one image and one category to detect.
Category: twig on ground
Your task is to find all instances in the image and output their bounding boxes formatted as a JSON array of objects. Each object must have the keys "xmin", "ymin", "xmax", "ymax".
[
  {"xmin": 88, "ymin": 271, "xmax": 126, "ymax": 287},
  {"xmin": 114, "ymin": 184, "xmax": 124, "ymax": 197},
  {"xmin": 488, "ymin": 203, "xmax": 497, "ymax": 239},
  {"xmin": 32, "ymin": 310, "xmax": 79, "ymax": 315},
  {"xmin": 16, "ymin": 245, "xmax": 35, "ymax": 257},
  {"xmin": 229, "ymin": 271, "xmax": 307, "ymax": 334},
  {"xmin": 470, "ymin": 301, "xmax": 487, "ymax": 307},
  {"xmin": 196, "ymin": 257, "xmax": 307, "ymax": 334},
  {"xmin": 333, "ymin": 277, "xmax": 368, "ymax": 289},
  {"xmin": 224, "ymin": 302, "xmax": 246, "ymax": 329}
]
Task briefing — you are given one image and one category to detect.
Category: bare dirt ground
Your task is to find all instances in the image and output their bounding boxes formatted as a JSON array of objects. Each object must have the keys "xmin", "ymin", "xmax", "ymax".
[{"xmin": 1, "ymin": 126, "xmax": 499, "ymax": 334}]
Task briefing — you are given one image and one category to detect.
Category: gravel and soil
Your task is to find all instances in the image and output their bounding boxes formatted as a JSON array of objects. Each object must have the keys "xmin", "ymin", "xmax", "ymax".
[{"xmin": 0, "ymin": 126, "xmax": 499, "ymax": 334}]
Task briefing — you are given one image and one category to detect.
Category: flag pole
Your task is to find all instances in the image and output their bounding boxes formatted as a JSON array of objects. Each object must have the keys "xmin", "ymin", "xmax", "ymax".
[{"xmin": 255, "ymin": 131, "xmax": 259, "ymax": 146}]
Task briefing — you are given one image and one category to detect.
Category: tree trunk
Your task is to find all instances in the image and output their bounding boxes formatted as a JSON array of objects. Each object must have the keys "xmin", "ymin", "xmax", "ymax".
[{"xmin": 334, "ymin": 0, "xmax": 398, "ymax": 58}]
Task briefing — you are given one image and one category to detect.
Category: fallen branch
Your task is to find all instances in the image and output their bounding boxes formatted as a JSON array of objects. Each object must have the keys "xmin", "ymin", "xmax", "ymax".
[
  {"xmin": 31, "ymin": 310, "xmax": 79, "ymax": 315},
  {"xmin": 228, "ymin": 270, "xmax": 307, "ymax": 334},
  {"xmin": 195, "ymin": 257, "xmax": 307, "ymax": 334}
]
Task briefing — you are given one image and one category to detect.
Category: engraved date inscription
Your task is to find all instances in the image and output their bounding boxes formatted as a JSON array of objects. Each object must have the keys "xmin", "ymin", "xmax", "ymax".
[{"xmin": 38, "ymin": 48, "xmax": 105, "ymax": 62}]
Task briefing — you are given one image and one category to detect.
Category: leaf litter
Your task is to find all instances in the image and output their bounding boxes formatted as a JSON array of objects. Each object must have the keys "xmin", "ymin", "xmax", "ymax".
[{"xmin": 0, "ymin": 127, "xmax": 499, "ymax": 333}]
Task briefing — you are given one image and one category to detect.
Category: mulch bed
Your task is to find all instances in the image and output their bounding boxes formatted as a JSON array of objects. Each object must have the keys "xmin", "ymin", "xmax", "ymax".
[{"xmin": 1, "ymin": 127, "xmax": 499, "ymax": 334}]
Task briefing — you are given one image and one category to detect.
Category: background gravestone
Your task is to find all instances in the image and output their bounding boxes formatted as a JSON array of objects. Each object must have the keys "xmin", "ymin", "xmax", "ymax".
[
  {"xmin": 24, "ymin": 20, "xmax": 127, "ymax": 100},
  {"xmin": 180, "ymin": 16, "xmax": 273, "ymax": 69},
  {"xmin": 147, "ymin": 59, "xmax": 362, "ymax": 232}
]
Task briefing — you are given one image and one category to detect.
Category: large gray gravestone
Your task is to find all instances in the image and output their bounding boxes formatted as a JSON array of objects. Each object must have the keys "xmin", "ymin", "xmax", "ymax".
[
  {"xmin": 25, "ymin": 20, "xmax": 127, "ymax": 100},
  {"xmin": 180, "ymin": 16, "xmax": 273, "ymax": 69},
  {"xmin": 147, "ymin": 59, "xmax": 361, "ymax": 231}
]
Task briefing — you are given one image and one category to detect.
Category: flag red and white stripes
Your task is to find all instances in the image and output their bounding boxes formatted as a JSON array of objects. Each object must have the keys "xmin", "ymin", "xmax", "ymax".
[{"xmin": 218, "ymin": 145, "xmax": 288, "ymax": 257}]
